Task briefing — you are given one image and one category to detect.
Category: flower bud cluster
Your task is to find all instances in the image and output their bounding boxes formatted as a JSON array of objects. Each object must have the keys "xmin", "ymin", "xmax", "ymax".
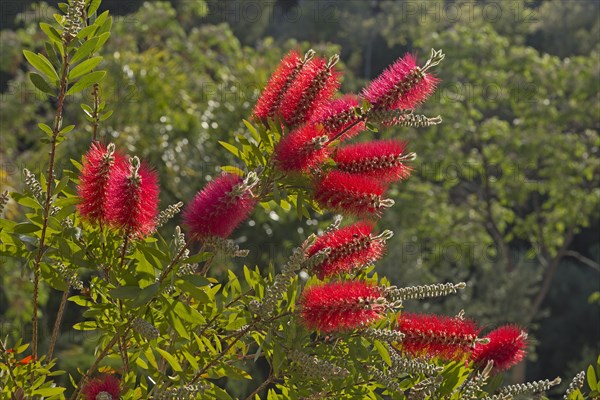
[
  {"xmin": 497, "ymin": 377, "xmax": 561, "ymax": 397},
  {"xmin": 289, "ymin": 350, "xmax": 349, "ymax": 380},
  {"xmin": 132, "ymin": 318, "xmax": 160, "ymax": 341},
  {"xmin": 0, "ymin": 191, "xmax": 8, "ymax": 216},
  {"xmin": 384, "ymin": 282, "xmax": 466, "ymax": 302},
  {"xmin": 23, "ymin": 169, "xmax": 44, "ymax": 204},
  {"xmin": 57, "ymin": 263, "xmax": 83, "ymax": 290},
  {"xmin": 563, "ymin": 370, "xmax": 585, "ymax": 400},
  {"xmin": 387, "ymin": 344, "xmax": 442, "ymax": 376},
  {"xmin": 155, "ymin": 202, "xmax": 184, "ymax": 229},
  {"xmin": 368, "ymin": 365, "xmax": 402, "ymax": 394}
]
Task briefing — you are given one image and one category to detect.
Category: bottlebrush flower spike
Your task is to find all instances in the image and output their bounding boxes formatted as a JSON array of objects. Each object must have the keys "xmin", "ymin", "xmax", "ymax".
[
  {"xmin": 183, "ymin": 172, "xmax": 258, "ymax": 239},
  {"xmin": 105, "ymin": 156, "xmax": 160, "ymax": 237},
  {"xmin": 362, "ymin": 51, "xmax": 440, "ymax": 112},
  {"xmin": 310, "ymin": 94, "xmax": 364, "ymax": 141},
  {"xmin": 306, "ymin": 222, "xmax": 391, "ymax": 279},
  {"xmin": 472, "ymin": 325, "xmax": 527, "ymax": 372},
  {"xmin": 299, "ymin": 281, "xmax": 386, "ymax": 332},
  {"xmin": 82, "ymin": 375, "xmax": 121, "ymax": 400},
  {"xmin": 314, "ymin": 170, "xmax": 394, "ymax": 217},
  {"xmin": 333, "ymin": 140, "xmax": 414, "ymax": 183},
  {"xmin": 273, "ymin": 123, "xmax": 331, "ymax": 172},
  {"xmin": 396, "ymin": 313, "xmax": 481, "ymax": 361},
  {"xmin": 253, "ymin": 50, "xmax": 311, "ymax": 121},
  {"xmin": 77, "ymin": 142, "xmax": 125, "ymax": 224},
  {"xmin": 280, "ymin": 54, "xmax": 341, "ymax": 127}
]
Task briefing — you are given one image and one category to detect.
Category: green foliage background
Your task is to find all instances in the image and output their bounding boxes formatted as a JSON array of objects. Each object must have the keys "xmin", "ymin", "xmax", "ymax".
[{"xmin": 1, "ymin": 0, "xmax": 598, "ymax": 397}]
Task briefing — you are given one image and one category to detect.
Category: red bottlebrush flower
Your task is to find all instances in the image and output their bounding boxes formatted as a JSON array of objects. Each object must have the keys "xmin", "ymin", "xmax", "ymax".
[
  {"xmin": 362, "ymin": 53, "xmax": 438, "ymax": 111},
  {"xmin": 310, "ymin": 94, "xmax": 365, "ymax": 141},
  {"xmin": 77, "ymin": 142, "xmax": 126, "ymax": 224},
  {"xmin": 105, "ymin": 157, "xmax": 160, "ymax": 237},
  {"xmin": 274, "ymin": 123, "xmax": 331, "ymax": 172},
  {"xmin": 280, "ymin": 55, "xmax": 341, "ymax": 127},
  {"xmin": 396, "ymin": 313, "xmax": 481, "ymax": 361},
  {"xmin": 183, "ymin": 173, "xmax": 257, "ymax": 239},
  {"xmin": 82, "ymin": 375, "xmax": 121, "ymax": 400},
  {"xmin": 307, "ymin": 222, "xmax": 386, "ymax": 279},
  {"xmin": 472, "ymin": 325, "xmax": 527, "ymax": 372},
  {"xmin": 299, "ymin": 281, "xmax": 386, "ymax": 332},
  {"xmin": 333, "ymin": 140, "xmax": 412, "ymax": 183},
  {"xmin": 253, "ymin": 50, "xmax": 305, "ymax": 121},
  {"xmin": 314, "ymin": 171, "xmax": 393, "ymax": 217}
]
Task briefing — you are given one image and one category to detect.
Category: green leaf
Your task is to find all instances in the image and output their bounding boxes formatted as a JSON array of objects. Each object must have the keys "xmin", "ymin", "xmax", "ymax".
[
  {"xmin": 220, "ymin": 165, "xmax": 245, "ymax": 176},
  {"xmin": 23, "ymin": 50, "xmax": 59, "ymax": 81},
  {"xmin": 94, "ymin": 32, "xmax": 111, "ymax": 52},
  {"xmin": 588, "ymin": 364, "xmax": 597, "ymax": 391},
  {"xmin": 88, "ymin": 0, "xmax": 102, "ymax": 16},
  {"xmin": 219, "ymin": 141, "xmax": 241, "ymax": 158},
  {"xmin": 373, "ymin": 340, "xmax": 392, "ymax": 366},
  {"xmin": 131, "ymin": 283, "xmax": 160, "ymax": 308},
  {"xmin": 156, "ymin": 348, "xmax": 183, "ymax": 372},
  {"xmin": 13, "ymin": 223, "xmax": 41, "ymax": 234},
  {"xmin": 66, "ymin": 71, "xmax": 106, "ymax": 95},
  {"xmin": 38, "ymin": 123, "xmax": 54, "ymax": 136},
  {"xmin": 71, "ymin": 37, "xmax": 100, "ymax": 64},
  {"xmin": 39, "ymin": 23, "xmax": 62, "ymax": 44},
  {"xmin": 29, "ymin": 73, "xmax": 55, "ymax": 96},
  {"xmin": 68, "ymin": 56, "xmax": 103, "ymax": 80},
  {"xmin": 109, "ymin": 285, "xmax": 141, "ymax": 299}
]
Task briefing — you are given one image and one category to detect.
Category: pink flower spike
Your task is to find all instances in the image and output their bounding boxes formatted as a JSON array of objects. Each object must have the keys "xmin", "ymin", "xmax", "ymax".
[
  {"xmin": 274, "ymin": 123, "xmax": 331, "ymax": 173},
  {"xmin": 333, "ymin": 140, "xmax": 413, "ymax": 183},
  {"xmin": 183, "ymin": 173, "xmax": 258, "ymax": 239},
  {"xmin": 280, "ymin": 55, "xmax": 341, "ymax": 127},
  {"xmin": 397, "ymin": 313, "xmax": 481, "ymax": 361},
  {"xmin": 362, "ymin": 53, "xmax": 438, "ymax": 111},
  {"xmin": 310, "ymin": 94, "xmax": 365, "ymax": 141},
  {"xmin": 105, "ymin": 156, "xmax": 160, "ymax": 238},
  {"xmin": 253, "ymin": 50, "xmax": 306, "ymax": 121},
  {"xmin": 314, "ymin": 170, "xmax": 393, "ymax": 217},
  {"xmin": 299, "ymin": 281, "xmax": 386, "ymax": 332},
  {"xmin": 307, "ymin": 222, "xmax": 387, "ymax": 279},
  {"xmin": 77, "ymin": 142, "xmax": 126, "ymax": 225},
  {"xmin": 82, "ymin": 375, "xmax": 121, "ymax": 400},
  {"xmin": 472, "ymin": 325, "xmax": 528, "ymax": 372}
]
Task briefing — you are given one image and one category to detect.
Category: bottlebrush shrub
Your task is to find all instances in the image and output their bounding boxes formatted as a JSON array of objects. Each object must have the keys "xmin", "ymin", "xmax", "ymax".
[{"xmin": 0, "ymin": 2, "xmax": 569, "ymax": 399}]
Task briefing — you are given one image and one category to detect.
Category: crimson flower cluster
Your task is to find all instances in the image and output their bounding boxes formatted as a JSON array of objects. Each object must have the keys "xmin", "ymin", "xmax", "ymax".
[
  {"xmin": 396, "ymin": 313, "xmax": 528, "ymax": 371},
  {"xmin": 77, "ymin": 142, "xmax": 159, "ymax": 237},
  {"xmin": 82, "ymin": 375, "xmax": 121, "ymax": 400}
]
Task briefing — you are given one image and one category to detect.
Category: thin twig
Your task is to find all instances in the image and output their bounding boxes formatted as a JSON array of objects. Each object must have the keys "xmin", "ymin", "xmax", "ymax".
[
  {"xmin": 47, "ymin": 288, "xmax": 70, "ymax": 360},
  {"xmin": 244, "ymin": 370, "xmax": 274, "ymax": 400}
]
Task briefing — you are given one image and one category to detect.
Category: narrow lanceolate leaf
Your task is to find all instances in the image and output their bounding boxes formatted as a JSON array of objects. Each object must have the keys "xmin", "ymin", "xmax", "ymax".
[
  {"xmin": 70, "ymin": 37, "xmax": 100, "ymax": 64},
  {"xmin": 68, "ymin": 56, "xmax": 103, "ymax": 80},
  {"xmin": 66, "ymin": 71, "xmax": 106, "ymax": 95},
  {"xmin": 39, "ymin": 23, "xmax": 62, "ymax": 44},
  {"xmin": 29, "ymin": 73, "xmax": 55, "ymax": 96},
  {"xmin": 23, "ymin": 50, "xmax": 59, "ymax": 82}
]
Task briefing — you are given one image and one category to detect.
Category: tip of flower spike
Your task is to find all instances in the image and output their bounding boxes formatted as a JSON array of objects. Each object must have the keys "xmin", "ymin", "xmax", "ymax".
[
  {"xmin": 299, "ymin": 281, "xmax": 386, "ymax": 332},
  {"xmin": 314, "ymin": 170, "xmax": 392, "ymax": 217},
  {"xmin": 253, "ymin": 50, "xmax": 305, "ymax": 121},
  {"xmin": 77, "ymin": 142, "xmax": 127, "ymax": 225},
  {"xmin": 274, "ymin": 124, "xmax": 331, "ymax": 172},
  {"xmin": 333, "ymin": 140, "xmax": 413, "ymax": 183},
  {"xmin": 397, "ymin": 313, "xmax": 481, "ymax": 361},
  {"xmin": 105, "ymin": 159, "xmax": 160, "ymax": 237},
  {"xmin": 183, "ymin": 173, "xmax": 257, "ymax": 239},
  {"xmin": 306, "ymin": 222, "xmax": 387, "ymax": 279},
  {"xmin": 361, "ymin": 53, "xmax": 438, "ymax": 112},
  {"xmin": 280, "ymin": 56, "xmax": 341, "ymax": 127},
  {"xmin": 472, "ymin": 325, "xmax": 528, "ymax": 372}
]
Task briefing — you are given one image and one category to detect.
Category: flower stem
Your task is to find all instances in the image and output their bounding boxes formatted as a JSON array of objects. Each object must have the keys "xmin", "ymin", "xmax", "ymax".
[{"xmin": 31, "ymin": 47, "xmax": 70, "ymax": 360}]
